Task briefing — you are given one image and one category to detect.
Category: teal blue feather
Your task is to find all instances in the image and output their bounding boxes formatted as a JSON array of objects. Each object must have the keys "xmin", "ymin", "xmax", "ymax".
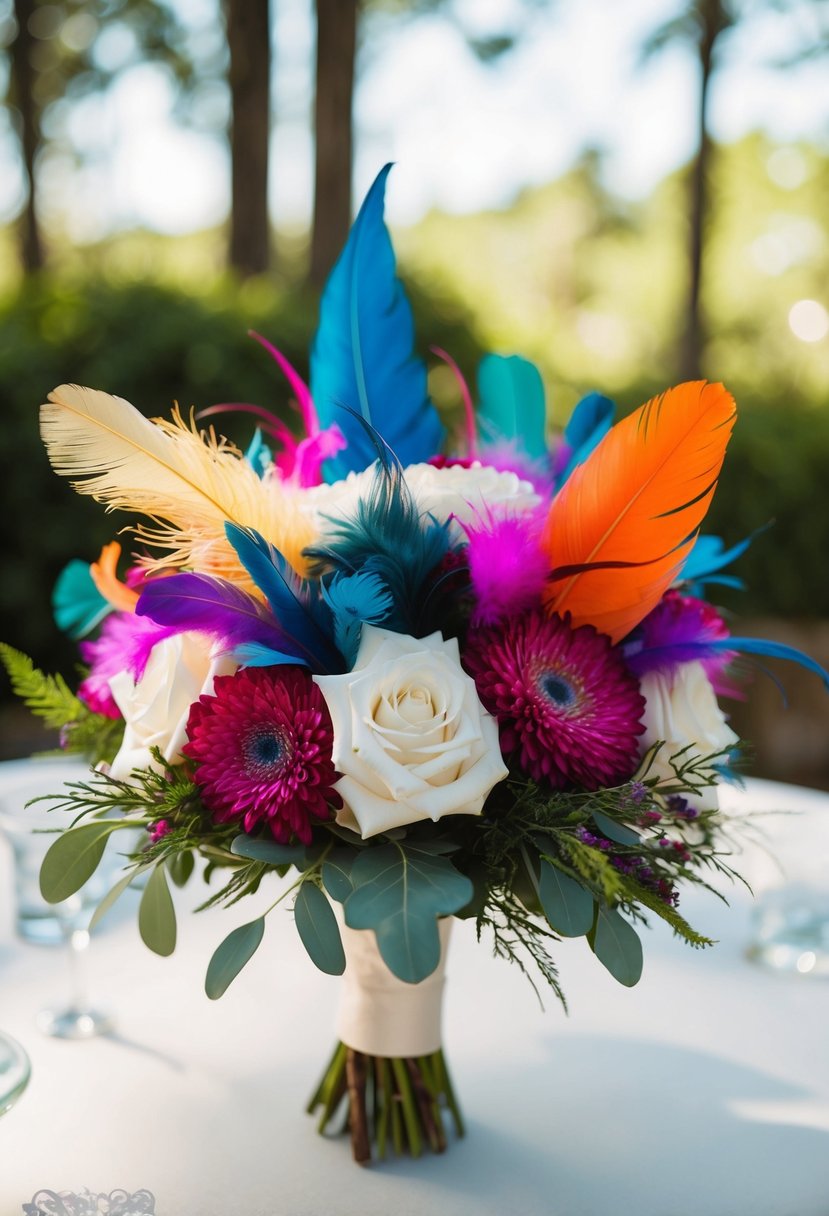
[
  {"xmin": 244, "ymin": 428, "xmax": 272, "ymax": 478},
  {"xmin": 555, "ymin": 392, "xmax": 614, "ymax": 487},
  {"xmin": 322, "ymin": 569, "xmax": 394, "ymax": 668},
  {"xmin": 52, "ymin": 559, "xmax": 112, "ymax": 640},
  {"xmin": 224, "ymin": 524, "xmax": 342, "ymax": 673},
  {"xmin": 477, "ymin": 353, "xmax": 547, "ymax": 460},
  {"xmin": 304, "ymin": 444, "xmax": 451, "ymax": 636},
  {"xmin": 310, "ymin": 164, "xmax": 444, "ymax": 482}
]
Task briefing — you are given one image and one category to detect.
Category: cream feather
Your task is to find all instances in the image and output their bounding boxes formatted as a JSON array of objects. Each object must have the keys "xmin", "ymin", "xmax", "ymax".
[{"xmin": 40, "ymin": 384, "xmax": 316, "ymax": 582}]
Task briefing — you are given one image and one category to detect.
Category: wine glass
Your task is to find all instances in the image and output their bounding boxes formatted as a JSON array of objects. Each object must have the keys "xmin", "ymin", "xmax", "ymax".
[
  {"xmin": 0, "ymin": 1031, "xmax": 31, "ymax": 1116},
  {"xmin": 0, "ymin": 757, "xmax": 118, "ymax": 1039}
]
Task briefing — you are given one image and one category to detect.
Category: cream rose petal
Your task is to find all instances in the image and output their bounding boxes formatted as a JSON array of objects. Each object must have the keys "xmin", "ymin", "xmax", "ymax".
[{"xmin": 314, "ymin": 625, "xmax": 508, "ymax": 838}]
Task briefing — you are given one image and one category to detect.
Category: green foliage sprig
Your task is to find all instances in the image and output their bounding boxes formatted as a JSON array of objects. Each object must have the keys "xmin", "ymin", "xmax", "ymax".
[{"xmin": 0, "ymin": 643, "xmax": 123, "ymax": 765}]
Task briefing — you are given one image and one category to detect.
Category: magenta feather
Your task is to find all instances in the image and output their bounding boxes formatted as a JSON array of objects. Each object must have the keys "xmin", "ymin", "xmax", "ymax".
[{"xmin": 463, "ymin": 506, "xmax": 550, "ymax": 625}]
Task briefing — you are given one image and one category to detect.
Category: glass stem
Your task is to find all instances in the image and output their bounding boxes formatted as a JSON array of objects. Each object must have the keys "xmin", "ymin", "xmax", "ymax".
[{"xmin": 64, "ymin": 927, "xmax": 90, "ymax": 1013}]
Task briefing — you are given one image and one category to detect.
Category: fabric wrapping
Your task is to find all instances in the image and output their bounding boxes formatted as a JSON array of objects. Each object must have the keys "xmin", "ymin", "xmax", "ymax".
[{"xmin": 335, "ymin": 918, "xmax": 452, "ymax": 1057}]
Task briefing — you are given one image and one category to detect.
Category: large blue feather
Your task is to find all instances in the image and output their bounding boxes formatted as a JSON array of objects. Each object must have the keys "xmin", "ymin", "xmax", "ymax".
[
  {"xmin": 136, "ymin": 572, "xmax": 307, "ymax": 663},
  {"xmin": 477, "ymin": 353, "xmax": 547, "ymax": 461},
  {"xmin": 310, "ymin": 164, "xmax": 444, "ymax": 481},
  {"xmin": 224, "ymin": 524, "xmax": 342, "ymax": 673},
  {"xmin": 52, "ymin": 559, "xmax": 112, "ymax": 640},
  {"xmin": 555, "ymin": 391, "xmax": 615, "ymax": 487}
]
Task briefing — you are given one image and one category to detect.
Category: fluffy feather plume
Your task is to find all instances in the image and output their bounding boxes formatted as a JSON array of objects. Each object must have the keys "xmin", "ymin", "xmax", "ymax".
[
  {"xmin": 304, "ymin": 446, "xmax": 451, "ymax": 636},
  {"xmin": 542, "ymin": 381, "xmax": 736, "ymax": 643},
  {"xmin": 40, "ymin": 385, "xmax": 316, "ymax": 585},
  {"xmin": 463, "ymin": 508, "xmax": 550, "ymax": 625}
]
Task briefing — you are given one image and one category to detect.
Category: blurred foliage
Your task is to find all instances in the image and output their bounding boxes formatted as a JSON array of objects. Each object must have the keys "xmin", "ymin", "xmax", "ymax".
[{"xmin": 1, "ymin": 130, "xmax": 828, "ymax": 694}]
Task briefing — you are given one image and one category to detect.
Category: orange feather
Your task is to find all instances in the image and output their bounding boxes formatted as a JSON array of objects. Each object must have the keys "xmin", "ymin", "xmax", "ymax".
[{"xmin": 542, "ymin": 381, "xmax": 737, "ymax": 643}]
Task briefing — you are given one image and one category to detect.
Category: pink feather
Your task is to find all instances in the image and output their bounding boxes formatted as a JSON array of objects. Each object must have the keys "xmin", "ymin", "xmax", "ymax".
[{"xmin": 463, "ymin": 506, "xmax": 550, "ymax": 625}]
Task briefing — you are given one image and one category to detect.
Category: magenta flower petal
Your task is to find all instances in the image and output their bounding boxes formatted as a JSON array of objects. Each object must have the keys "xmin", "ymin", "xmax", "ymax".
[
  {"xmin": 183, "ymin": 666, "xmax": 341, "ymax": 844},
  {"xmin": 464, "ymin": 610, "xmax": 645, "ymax": 789}
]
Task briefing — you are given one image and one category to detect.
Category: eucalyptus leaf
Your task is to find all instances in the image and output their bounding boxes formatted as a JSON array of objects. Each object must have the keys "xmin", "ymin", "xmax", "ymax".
[
  {"xmin": 167, "ymin": 850, "xmax": 195, "ymax": 888},
  {"xmin": 295, "ymin": 883, "xmax": 345, "ymax": 975},
  {"xmin": 322, "ymin": 849, "xmax": 355, "ymax": 903},
  {"xmin": 538, "ymin": 859, "xmax": 595, "ymax": 938},
  {"xmin": 89, "ymin": 865, "xmax": 148, "ymax": 932},
  {"xmin": 592, "ymin": 906, "xmax": 643, "ymax": 986},
  {"xmin": 230, "ymin": 835, "xmax": 307, "ymax": 866},
  {"xmin": 205, "ymin": 917, "xmax": 266, "ymax": 999},
  {"xmin": 138, "ymin": 863, "xmax": 177, "ymax": 957},
  {"xmin": 592, "ymin": 810, "xmax": 640, "ymax": 846},
  {"xmin": 39, "ymin": 821, "xmax": 118, "ymax": 904},
  {"xmin": 344, "ymin": 843, "xmax": 472, "ymax": 983},
  {"xmin": 513, "ymin": 848, "xmax": 542, "ymax": 916}
]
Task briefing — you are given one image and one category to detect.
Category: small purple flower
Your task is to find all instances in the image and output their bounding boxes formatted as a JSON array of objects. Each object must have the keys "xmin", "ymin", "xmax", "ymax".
[{"xmin": 149, "ymin": 820, "xmax": 171, "ymax": 843}]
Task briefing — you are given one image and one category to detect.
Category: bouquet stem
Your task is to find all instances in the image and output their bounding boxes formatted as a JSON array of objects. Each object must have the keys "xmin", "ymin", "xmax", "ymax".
[{"xmin": 307, "ymin": 1041, "xmax": 464, "ymax": 1164}]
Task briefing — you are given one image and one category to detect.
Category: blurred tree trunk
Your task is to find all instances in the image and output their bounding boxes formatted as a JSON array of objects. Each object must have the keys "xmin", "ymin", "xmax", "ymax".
[
  {"xmin": 10, "ymin": 0, "xmax": 44, "ymax": 272},
  {"xmin": 225, "ymin": 0, "xmax": 271, "ymax": 276},
  {"xmin": 681, "ymin": 0, "xmax": 724, "ymax": 381},
  {"xmin": 310, "ymin": 0, "xmax": 357, "ymax": 288}
]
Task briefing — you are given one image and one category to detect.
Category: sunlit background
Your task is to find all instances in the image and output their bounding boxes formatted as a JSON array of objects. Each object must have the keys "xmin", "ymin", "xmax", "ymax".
[{"xmin": 1, "ymin": 0, "xmax": 828, "ymax": 783}]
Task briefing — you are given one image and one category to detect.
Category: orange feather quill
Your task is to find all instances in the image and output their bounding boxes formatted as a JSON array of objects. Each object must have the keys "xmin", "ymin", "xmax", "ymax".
[{"xmin": 542, "ymin": 381, "xmax": 737, "ymax": 643}]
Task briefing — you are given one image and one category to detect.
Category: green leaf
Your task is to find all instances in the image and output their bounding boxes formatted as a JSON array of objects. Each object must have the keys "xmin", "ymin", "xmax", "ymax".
[
  {"xmin": 205, "ymin": 917, "xmax": 266, "ymax": 999},
  {"xmin": 592, "ymin": 810, "xmax": 640, "ymax": 846},
  {"xmin": 322, "ymin": 849, "xmax": 355, "ymax": 903},
  {"xmin": 538, "ymin": 858, "xmax": 595, "ymax": 938},
  {"xmin": 89, "ymin": 865, "xmax": 148, "ymax": 931},
  {"xmin": 39, "ymin": 821, "xmax": 117, "ymax": 904},
  {"xmin": 138, "ymin": 863, "xmax": 177, "ymax": 957},
  {"xmin": 295, "ymin": 883, "xmax": 345, "ymax": 975},
  {"xmin": 592, "ymin": 906, "xmax": 643, "ymax": 987},
  {"xmin": 513, "ymin": 847, "xmax": 542, "ymax": 915},
  {"xmin": 167, "ymin": 850, "xmax": 195, "ymax": 888},
  {"xmin": 230, "ymin": 835, "xmax": 307, "ymax": 866},
  {"xmin": 344, "ymin": 843, "xmax": 472, "ymax": 983}
]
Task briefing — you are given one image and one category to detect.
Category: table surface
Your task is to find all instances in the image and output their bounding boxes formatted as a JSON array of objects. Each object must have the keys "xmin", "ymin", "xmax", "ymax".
[{"xmin": 2, "ymin": 758, "xmax": 829, "ymax": 1216}]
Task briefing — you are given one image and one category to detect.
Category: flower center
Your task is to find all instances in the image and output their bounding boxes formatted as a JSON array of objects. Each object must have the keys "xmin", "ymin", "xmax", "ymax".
[
  {"xmin": 539, "ymin": 672, "xmax": 576, "ymax": 708},
  {"xmin": 243, "ymin": 726, "xmax": 290, "ymax": 776}
]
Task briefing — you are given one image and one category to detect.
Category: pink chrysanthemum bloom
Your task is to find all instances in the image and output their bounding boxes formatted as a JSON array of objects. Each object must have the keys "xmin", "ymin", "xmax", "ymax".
[
  {"xmin": 464, "ymin": 610, "xmax": 646, "ymax": 789},
  {"xmin": 183, "ymin": 666, "xmax": 341, "ymax": 844}
]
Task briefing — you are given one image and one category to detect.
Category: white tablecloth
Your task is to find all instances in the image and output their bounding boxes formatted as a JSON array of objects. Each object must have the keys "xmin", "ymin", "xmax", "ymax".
[{"xmin": 2, "ymin": 760, "xmax": 829, "ymax": 1216}]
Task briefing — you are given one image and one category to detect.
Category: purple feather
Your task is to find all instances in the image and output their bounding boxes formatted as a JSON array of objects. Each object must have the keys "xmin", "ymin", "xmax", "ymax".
[
  {"xmin": 623, "ymin": 591, "xmax": 735, "ymax": 692},
  {"xmin": 136, "ymin": 573, "xmax": 307, "ymax": 662}
]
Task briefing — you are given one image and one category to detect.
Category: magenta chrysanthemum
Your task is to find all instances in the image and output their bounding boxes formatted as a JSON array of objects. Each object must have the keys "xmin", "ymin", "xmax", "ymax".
[
  {"xmin": 464, "ymin": 610, "xmax": 646, "ymax": 789},
  {"xmin": 183, "ymin": 666, "xmax": 341, "ymax": 844}
]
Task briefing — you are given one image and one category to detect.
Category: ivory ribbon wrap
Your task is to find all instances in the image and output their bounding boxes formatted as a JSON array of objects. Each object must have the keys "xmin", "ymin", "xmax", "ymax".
[{"xmin": 336, "ymin": 919, "xmax": 452, "ymax": 1058}]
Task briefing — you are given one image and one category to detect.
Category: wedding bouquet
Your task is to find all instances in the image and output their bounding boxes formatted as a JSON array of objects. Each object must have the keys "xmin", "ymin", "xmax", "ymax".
[{"xmin": 5, "ymin": 166, "xmax": 827, "ymax": 1164}]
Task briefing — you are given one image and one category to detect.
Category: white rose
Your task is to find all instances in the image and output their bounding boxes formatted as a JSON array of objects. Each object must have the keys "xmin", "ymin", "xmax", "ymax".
[
  {"xmin": 108, "ymin": 633, "xmax": 237, "ymax": 781},
  {"xmin": 314, "ymin": 625, "xmax": 508, "ymax": 838},
  {"xmin": 302, "ymin": 461, "xmax": 539, "ymax": 540},
  {"xmin": 638, "ymin": 661, "xmax": 739, "ymax": 811}
]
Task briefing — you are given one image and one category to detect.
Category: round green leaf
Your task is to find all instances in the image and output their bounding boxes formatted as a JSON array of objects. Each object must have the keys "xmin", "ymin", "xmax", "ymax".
[
  {"xmin": 295, "ymin": 883, "xmax": 345, "ymax": 975},
  {"xmin": 88, "ymin": 865, "xmax": 148, "ymax": 932},
  {"xmin": 538, "ymin": 858, "xmax": 594, "ymax": 938},
  {"xmin": 39, "ymin": 822, "xmax": 116, "ymax": 904},
  {"xmin": 592, "ymin": 906, "xmax": 643, "ymax": 987},
  {"xmin": 231, "ymin": 835, "xmax": 307, "ymax": 866},
  {"xmin": 205, "ymin": 917, "xmax": 266, "ymax": 1000},
  {"xmin": 138, "ymin": 863, "xmax": 177, "ymax": 957},
  {"xmin": 592, "ymin": 810, "xmax": 640, "ymax": 846}
]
